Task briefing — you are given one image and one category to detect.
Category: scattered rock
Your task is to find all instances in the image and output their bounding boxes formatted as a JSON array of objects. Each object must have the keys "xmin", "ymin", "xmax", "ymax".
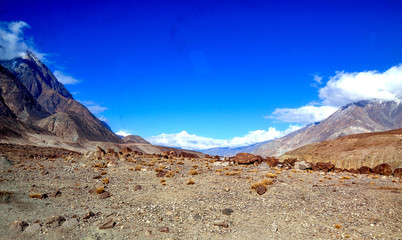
[
  {"xmin": 222, "ymin": 208, "xmax": 234, "ymax": 215},
  {"xmin": 393, "ymin": 168, "xmax": 402, "ymax": 178},
  {"xmin": 24, "ymin": 223, "xmax": 42, "ymax": 233},
  {"xmin": 372, "ymin": 163, "xmax": 392, "ymax": 176},
  {"xmin": 256, "ymin": 185, "xmax": 267, "ymax": 195},
  {"xmin": 51, "ymin": 190, "xmax": 62, "ymax": 198},
  {"xmin": 10, "ymin": 220, "xmax": 29, "ymax": 232},
  {"xmin": 134, "ymin": 185, "xmax": 142, "ymax": 191},
  {"xmin": 193, "ymin": 213, "xmax": 201, "ymax": 221},
  {"xmin": 225, "ymin": 187, "xmax": 230, "ymax": 192},
  {"xmin": 99, "ymin": 219, "xmax": 115, "ymax": 230},
  {"xmin": 294, "ymin": 161, "xmax": 312, "ymax": 171},
  {"xmin": 314, "ymin": 162, "xmax": 335, "ymax": 172},
  {"xmin": 83, "ymin": 211, "xmax": 95, "ymax": 219},
  {"xmin": 271, "ymin": 222, "xmax": 278, "ymax": 232},
  {"xmin": 233, "ymin": 153, "xmax": 263, "ymax": 165},
  {"xmin": 159, "ymin": 226, "xmax": 169, "ymax": 233},
  {"xmin": 145, "ymin": 229, "xmax": 152, "ymax": 236},
  {"xmin": 99, "ymin": 191, "xmax": 110, "ymax": 199},
  {"xmin": 46, "ymin": 215, "xmax": 66, "ymax": 227},
  {"xmin": 156, "ymin": 171, "xmax": 168, "ymax": 177},
  {"xmin": 283, "ymin": 158, "xmax": 297, "ymax": 167},
  {"xmin": 213, "ymin": 220, "xmax": 229, "ymax": 228},
  {"xmin": 0, "ymin": 191, "xmax": 13, "ymax": 203},
  {"xmin": 357, "ymin": 166, "xmax": 372, "ymax": 174}
]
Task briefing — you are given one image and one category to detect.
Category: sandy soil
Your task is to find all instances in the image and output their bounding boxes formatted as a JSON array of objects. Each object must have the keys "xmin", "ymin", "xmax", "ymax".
[{"xmin": 0, "ymin": 148, "xmax": 401, "ymax": 240}]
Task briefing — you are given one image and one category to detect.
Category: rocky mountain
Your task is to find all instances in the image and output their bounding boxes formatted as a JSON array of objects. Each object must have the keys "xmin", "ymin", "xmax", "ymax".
[
  {"xmin": 281, "ymin": 128, "xmax": 402, "ymax": 170},
  {"xmin": 253, "ymin": 100, "xmax": 402, "ymax": 157},
  {"xmin": 0, "ymin": 52, "xmax": 122, "ymax": 143},
  {"xmin": 200, "ymin": 141, "xmax": 270, "ymax": 157},
  {"xmin": 122, "ymin": 135, "xmax": 151, "ymax": 144},
  {"xmin": 0, "ymin": 65, "xmax": 49, "ymax": 122}
]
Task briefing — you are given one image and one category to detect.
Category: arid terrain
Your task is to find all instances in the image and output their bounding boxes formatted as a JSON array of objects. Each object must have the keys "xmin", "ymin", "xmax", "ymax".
[{"xmin": 0, "ymin": 144, "xmax": 401, "ymax": 240}]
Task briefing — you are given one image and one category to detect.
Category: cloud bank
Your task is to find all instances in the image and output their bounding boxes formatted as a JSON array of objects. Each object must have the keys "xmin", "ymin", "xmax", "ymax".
[
  {"xmin": 0, "ymin": 21, "xmax": 45, "ymax": 60},
  {"xmin": 54, "ymin": 70, "xmax": 80, "ymax": 85},
  {"xmin": 269, "ymin": 64, "xmax": 402, "ymax": 124},
  {"xmin": 147, "ymin": 124, "xmax": 301, "ymax": 150}
]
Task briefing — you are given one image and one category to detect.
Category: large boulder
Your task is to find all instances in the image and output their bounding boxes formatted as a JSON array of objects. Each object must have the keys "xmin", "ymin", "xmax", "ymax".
[
  {"xmin": 393, "ymin": 168, "xmax": 402, "ymax": 178},
  {"xmin": 357, "ymin": 166, "xmax": 372, "ymax": 174},
  {"xmin": 372, "ymin": 163, "xmax": 393, "ymax": 176},
  {"xmin": 264, "ymin": 157, "xmax": 280, "ymax": 167},
  {"xmin": 294, "ymin": 161, "xmax": 312, "ymax": 171},
  {"xmin": 233, "ymin": 153, "xmax": 263, "ymax": 165},
  {"xmin": 313, "ymin": 162, "xmax": 335, "ymax": 172}
]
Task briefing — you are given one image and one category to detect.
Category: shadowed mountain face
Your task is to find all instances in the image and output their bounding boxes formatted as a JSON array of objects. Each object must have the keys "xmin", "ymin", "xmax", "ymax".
[
  {"xmin": 0, "ymin": 65, "xmax": 49, "ymax": 122},
  {"xmin": 253, "ymin": 100, "xmax": 402, "ymax": 157},
  {"xmin": 0, "ymin": 52, "xmax": 122, "ymax": 143}
]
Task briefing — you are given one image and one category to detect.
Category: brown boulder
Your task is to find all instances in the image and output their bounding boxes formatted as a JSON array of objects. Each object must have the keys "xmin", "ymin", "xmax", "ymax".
[
  {"xmin": 283, "ymin": 158, "xmax": 297, "ymax": 167},
  {"xmin": 264, "ymin": 157, "xmax": 280, "ymax": 167},
  {"xmin": 393, "ymin": 168, "xmax": 402, "ymax": 178},
  {"xmin": 372, "ymin": 163, "xmax": 392, "ymax": 176},
  {"xmin": 315, "ymin": 162, "xmax": 335, "ymax": 172},
  {"xmin": 256, "ymin": 185, "xmax": 267, "ymax": 195},
  {"xmin": 357, "ymin": 166, "xmax": 372, "ymax": 174},
  {"xmin": 233, "ymin": 153, "xmax": 263, "ymax": 165}
]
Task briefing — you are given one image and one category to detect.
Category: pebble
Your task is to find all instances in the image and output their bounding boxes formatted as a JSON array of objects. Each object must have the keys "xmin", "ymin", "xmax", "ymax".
[
  {"xmin": 99, "ymin": 191, "xmax": 110, "ymax": 199},
  {"xmin": 159, "ymin": 226, "xmax": 169, "ymax": 233},
  {"xmin": 222, "ymin": 208, "xmax": 234, "ymax": 215},
  {"xmin": 271, "ymin": 222, "xmax": 278, "ymax": 232},
  {"xmin": 24, "ymin": 223, "xmax": 42, "ymax": 233},
  {"xmin": 99, "ymin": 219, "xmax": 116, "ymax": 230},
  {"xmin": 213, "ymin": 220, "xmax": 229, "ymax": 228},
  {"xmin": 10, "ymin": 220, "xmax": 28, "ymax": 232}
]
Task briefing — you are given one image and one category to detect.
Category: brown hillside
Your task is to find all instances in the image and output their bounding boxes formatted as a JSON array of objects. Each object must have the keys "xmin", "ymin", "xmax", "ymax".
[{"xmin": 281, "ymin": 128, "xmax": 402, "ymax": 170}]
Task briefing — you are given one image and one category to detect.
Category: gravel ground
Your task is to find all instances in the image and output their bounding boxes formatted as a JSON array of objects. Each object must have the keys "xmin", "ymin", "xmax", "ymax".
[{"xmin": 0, "ymin": 153, "xmax": 401, "ymax": 240}]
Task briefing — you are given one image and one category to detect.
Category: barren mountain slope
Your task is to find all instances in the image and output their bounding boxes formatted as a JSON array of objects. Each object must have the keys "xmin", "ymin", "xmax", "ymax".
[
  {"xmin": 253, "ymin": 100, "xmax": 402, "ymax": 157},
  {"xmin": 281, "ymin": 128, "xmax": 402, "ymax": 170}
]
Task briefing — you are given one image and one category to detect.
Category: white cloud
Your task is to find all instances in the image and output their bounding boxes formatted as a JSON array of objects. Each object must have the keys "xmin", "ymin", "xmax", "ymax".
[
  {"xmin": 268, "ymin": 64, "xmax": 402, "ymax": 124},
  {"xmin": 0, "ymin": 21, "xmax": 44, "ymax": 60},
  {"xmin": 54, "ymin": 70, "xmax": 80, "ymax": 85},
  {"xmin": 269, "ymin": 105, "xmax": 338, "ymax": 124},
  {"xmin": 146, "ymin": 124, "xmax": 301, "ymax": 150},
  {"xmin": 319, "ymin": 64, "xmax": 402, "ymax": 107},
  {"xmin": 116, "ymin": 130, "xmax": 130, "ymax": 137},
  {"xmin": 79, "ymin": 100, "xmax": 107, "ymax": 114},
  {"xmin": 313, "ymin": 73, "xmax": 323, "ymax": 84}
]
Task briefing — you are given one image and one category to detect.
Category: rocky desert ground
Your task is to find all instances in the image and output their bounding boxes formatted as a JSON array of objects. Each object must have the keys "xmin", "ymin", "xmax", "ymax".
[{"xmin": 0, "ymin": 144, "xmax": 401, "ymax": 240}]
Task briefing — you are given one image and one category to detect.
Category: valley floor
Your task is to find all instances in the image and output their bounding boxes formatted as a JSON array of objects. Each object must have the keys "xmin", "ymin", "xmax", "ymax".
[{"xmin": 0, "ymin": 151, "xmax": 401, "ymax": 240}]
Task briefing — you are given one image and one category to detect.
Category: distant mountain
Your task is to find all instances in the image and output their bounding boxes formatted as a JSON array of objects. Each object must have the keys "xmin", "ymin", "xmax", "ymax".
[
  {"xmin": 122, "ymin": 135, "xmax": 151, "ymax": 144},
  {"xmin": 253, "ymin": 100, "xmax": 402, "ymax": 157},
  {"xmin": 200, "ymin": 141, "xmax": 270, "ymax": 156},
  {"xmin": 281, "ymin": 128, "xmax": 402, "ymax": 170},
  {"xmin": 1, "ymin": 52, "xmax": 122, "ymax": 143}
]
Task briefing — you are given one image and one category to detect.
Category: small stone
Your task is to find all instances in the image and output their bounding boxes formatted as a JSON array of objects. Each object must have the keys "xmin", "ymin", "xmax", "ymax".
[
  {"xmin": 271, "ymin": 222, "xmax": 278, "ymax": 232},
  {"xmin": 145, "ymin": 229, "xmax": 152, "ymax": 236},
  {"xmin": 156, "ymin": 171, "xmax": 168, "ymax": 177},
  {"xmin": 88, "ymin": 188, "xmax": 96, "ymax": 194},
  {"xmin": 134, "ymin": 185, "xmax": 142, "ymax": 191},
  {"xmin": 99, "ymin": 219, "xmax": 115, "ymax": 229},
  {"xmin": 10, "ymin": 220, "xmax": 29, "ymax": 232},
  {"xmin": 166, "ymin": 211, "xmax": 174, "ymax": 216},
  {"xmin": 51, "ymin": 190, "xmax": 62, "ymax": 198},
  {"xmin": 24, "ymin": 223, "xmax": 42, "ymax": 233},
  {"xmin": 93, "ymin": 175, "xmax": 102, "ymax": 179},
  {"xmin": 256, "ymin": 185, "xmax": 267, "ymax": 195},
  {"xmin": 193, "ymin": 213, "xmax": 201, "ymax": 221},
  {"xmin": 83, "ymin": 211, "xmax": 95, "ymax": 219},
  {"xmin": 213, "ymin": 220, "xmax": 229, "ymax": 228},
  {"xmin": 225, "ymin": 187, "xmax": 230, "ymax": 192},
  {"xmin": 41, "ymin": 171, "xmax": 49, "ymax": 175},
  {"xmin": 61, "ymin": 218, "xmax": 79, "ymax": 229},
  {"xmin": 99, "ymin": 191, "xmax": 110, "ymax": 199},
  {"xmin": 222, "ymin": 208, "xmax": 234, "ymax": 215},
  {"xmin": 46, "ymin": 215, "xmax": 66, "ymax": 227},
  {"xmin": 159, "ymin": 226, "xmax": 169, "ymax": 233}
]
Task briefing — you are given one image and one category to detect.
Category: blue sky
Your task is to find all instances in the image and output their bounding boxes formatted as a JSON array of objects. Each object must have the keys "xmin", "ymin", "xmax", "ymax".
[{"xmin": 1, "ymin": 0, "xmax": 402, "ymax": 149}]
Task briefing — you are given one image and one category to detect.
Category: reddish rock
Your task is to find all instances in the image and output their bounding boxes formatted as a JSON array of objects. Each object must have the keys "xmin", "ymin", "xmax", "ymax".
[
  {"xmin": 51, "ymin": 190, "xmax": 62, "ymax": 198},
  {"xmin": 178, "ymin": 152, "xmax": 199, "ymax": 158},
  {"xmin": 264, "ymin": 157, "xmax": 281, "ymax": 167},
  {"xmin": 393, "ymin": 168, "xmax": 402, "ymax": 178},
  {"xmin": 159, "ymin": 227, "xmax": 170, "ymax": 233},
  {"xmin": 256, "ymin": 185, "xmax": 267, "ymax": 195},
  {"xmin": 134, "ymin": 185, "xmax": 142, "ymax": 191},
  {"xmin": 99, "ymin": 191, "xmax": 110, "ymax": 199},
  {"xmin": 99, "ymin": 219, "xmax": 115, "ymax": 229},
  {"xmin": 283, "ymin": 158, "xmax": 297, "ymax": 167},
  {"xmin": 315, "ymin": 162, "xmax": 335, "ymax": 172},
  {"xmin": 233, "ymin": 153, "xmax": 263, "ymax": 165},
  {"xmin": 156, "ymin": 171, "xmax": 168, "ymax": 177},
  {"xmin": 372, "ymin": 163, "xmax": 393, "ymax": 176},
  {"xmin": 46, "ymin": 215, "xmax": 66, "ymax": 227},
  {"xmin": 357, "ymin": 166, "xmax": 372, "ymax": 174},
  {"xmin": 83, "ymin": 211, "xmax": 95, "ymax": 219}
]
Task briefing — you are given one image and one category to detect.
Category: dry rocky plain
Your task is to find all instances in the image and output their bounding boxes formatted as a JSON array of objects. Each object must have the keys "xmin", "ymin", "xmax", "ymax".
[{"xmin": 0, "ymin": 143, "xmax": 401, "ymax": 240}]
